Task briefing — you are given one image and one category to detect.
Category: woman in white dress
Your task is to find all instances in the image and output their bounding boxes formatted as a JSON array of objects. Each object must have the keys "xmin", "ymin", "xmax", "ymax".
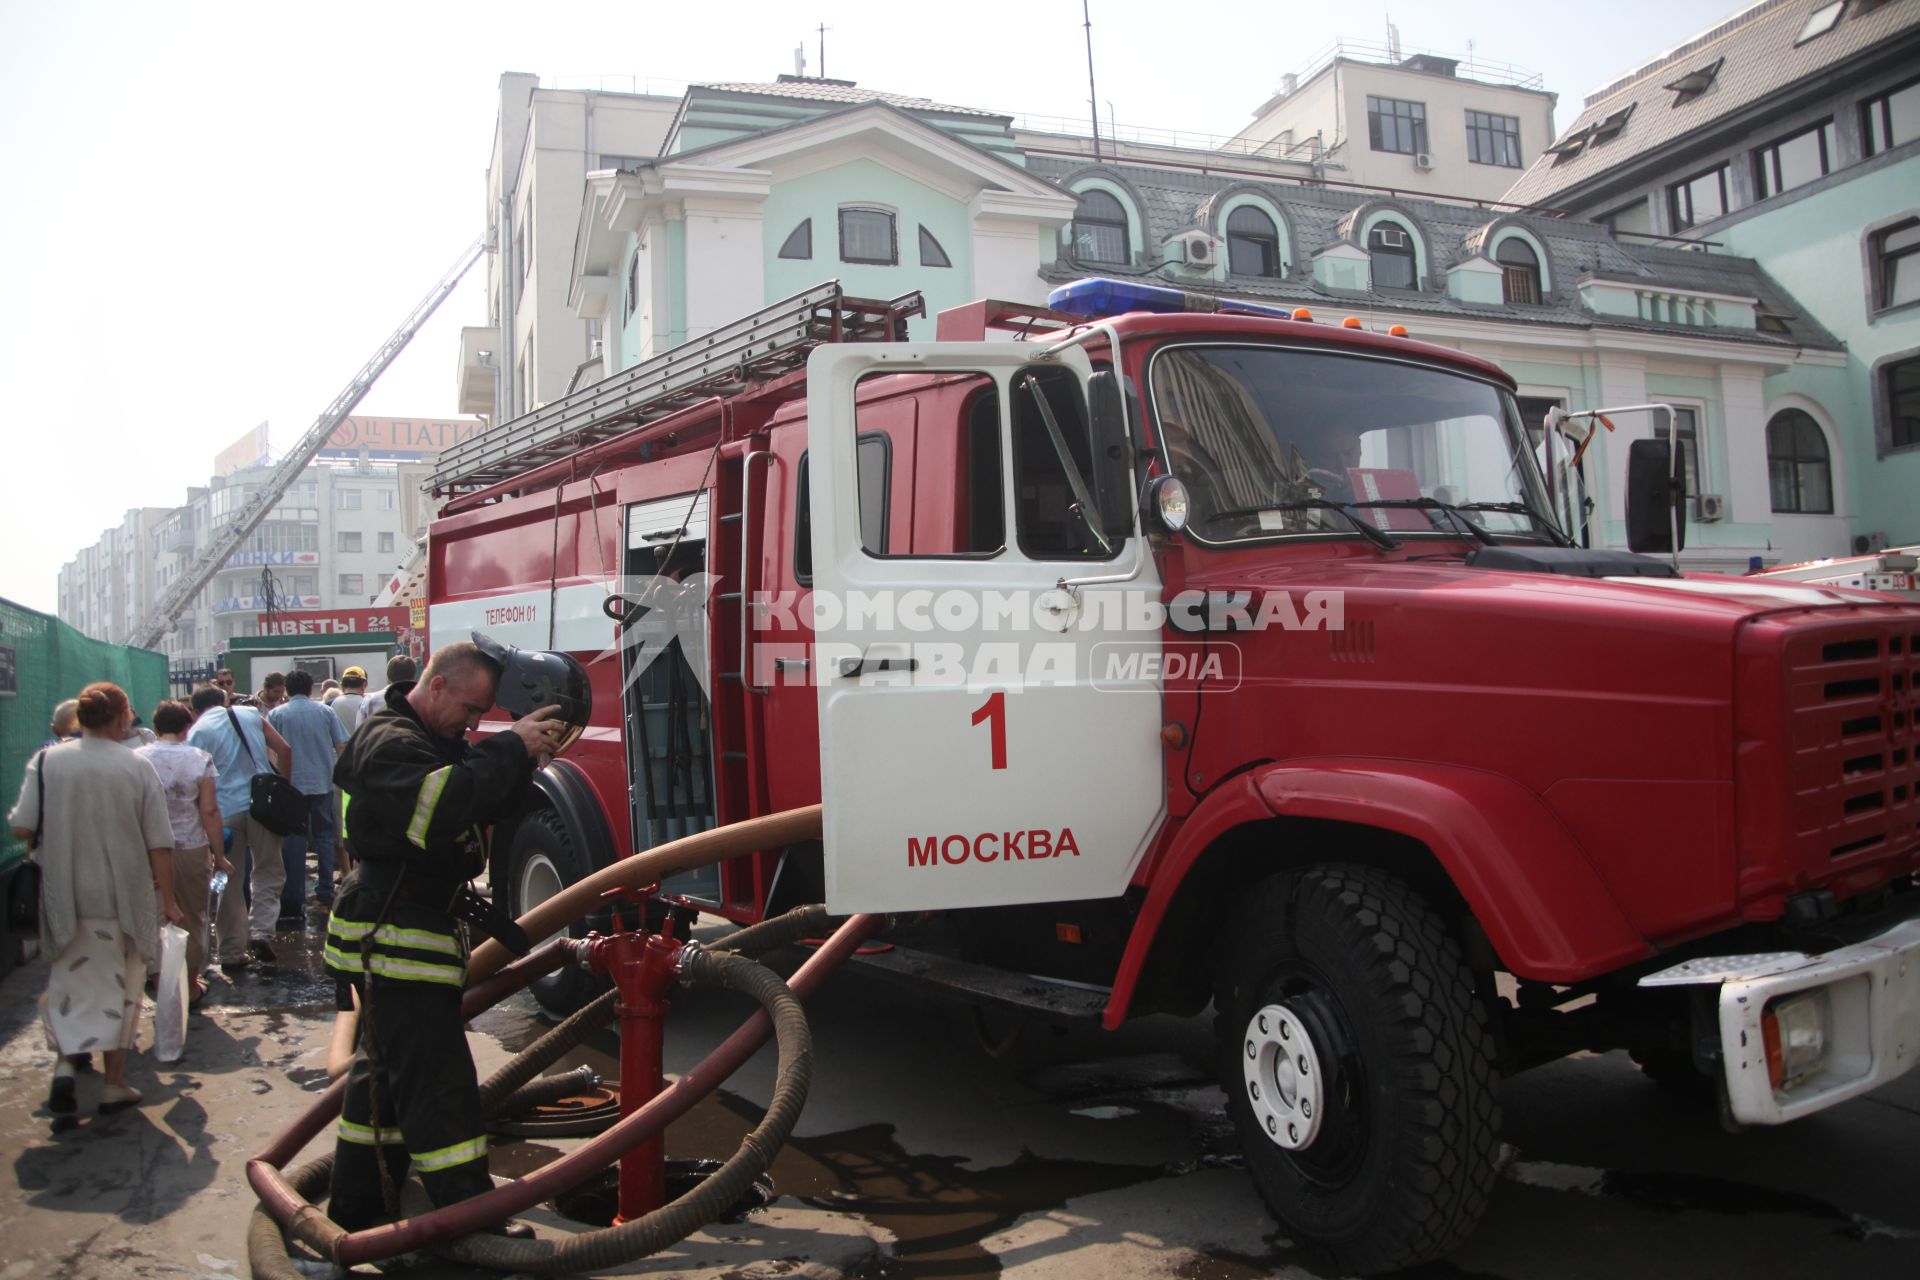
[
  {"xmin": 134, "ymin": 700, "xmax": 230, "ymax": 1004},
  {"xmin": 9, "ymin": 682, "xmax": 182, "ymax": 1115}
]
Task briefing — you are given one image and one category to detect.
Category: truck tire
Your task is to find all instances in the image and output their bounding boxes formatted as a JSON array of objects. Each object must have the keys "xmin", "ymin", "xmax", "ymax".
[
  {"xmin": 1215, "ymin": 864, "xmax": 1501, "ymax": 1275},
  {"xmin": 505, "ymin": 809, "xmax": 609, "ymax": 1017}
]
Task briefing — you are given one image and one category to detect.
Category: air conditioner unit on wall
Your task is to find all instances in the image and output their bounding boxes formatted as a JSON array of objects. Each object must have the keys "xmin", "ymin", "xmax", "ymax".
[
  {"xmin": 1697, "ymin": 493, "xmax": 1727, "ymax": 522},
  {"xmin": 1414, "ymin": 151, "xmax": 1435, "ymax": 170},
  {"xmin": 1177, "ymin": 233, "xmax": 1216, "ymax": 267}
]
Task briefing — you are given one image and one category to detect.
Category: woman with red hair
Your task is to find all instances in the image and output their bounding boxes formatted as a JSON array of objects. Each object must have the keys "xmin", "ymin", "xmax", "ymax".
[{"xmin": 9, "ymin": 682, "xmax": 182, "ymax": 1116}]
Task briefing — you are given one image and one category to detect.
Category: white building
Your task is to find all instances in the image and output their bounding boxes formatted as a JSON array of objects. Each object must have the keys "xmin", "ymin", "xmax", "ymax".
[
  {"xmin": 55, "ymin": 506, "xmax": 170, "ymax": 647},
  {"xmin": 1230, "ymin": 42, "xmax": 1559, "ymax": 205},
  {"xmin": 147, "ymin": 461, "xmax": 413, "ymax": 672},
  {"xmin": 457, "ymin": 74, "xmax": 680, "ymax": 426}
]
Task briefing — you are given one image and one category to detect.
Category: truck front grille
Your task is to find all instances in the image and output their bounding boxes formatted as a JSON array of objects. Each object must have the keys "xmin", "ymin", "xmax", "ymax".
[{"xmin": 1782, "ymin": 624, "xmax": 1919, "ymax": 863}]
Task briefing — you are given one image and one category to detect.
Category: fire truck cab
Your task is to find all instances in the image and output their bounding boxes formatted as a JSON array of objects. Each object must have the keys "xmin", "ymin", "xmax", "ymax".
[{"xmin": 425, "ymin": 280, "xmax": 1920, "ymax": 1273}]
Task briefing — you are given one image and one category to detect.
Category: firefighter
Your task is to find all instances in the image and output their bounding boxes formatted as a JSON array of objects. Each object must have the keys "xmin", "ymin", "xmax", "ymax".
[{"xmin": 323, "ymin": 638, "xmax": 566, "ymax": 1234}]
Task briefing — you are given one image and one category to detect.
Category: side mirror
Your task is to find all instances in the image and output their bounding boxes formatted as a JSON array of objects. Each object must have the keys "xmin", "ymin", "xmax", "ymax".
[
  {"xmin": 1625, "ymin": 438, "xmax": 1686, "ymax": 554},
  {"xmin": 1086, "ymin": 370, "xmax": 1136, "ymax": 540}
]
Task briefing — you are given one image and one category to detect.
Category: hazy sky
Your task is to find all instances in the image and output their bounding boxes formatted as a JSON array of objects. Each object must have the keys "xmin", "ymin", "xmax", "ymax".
[{"xmin": 0, "ymin": 0, "xmax": 1744, "ymax": 614}]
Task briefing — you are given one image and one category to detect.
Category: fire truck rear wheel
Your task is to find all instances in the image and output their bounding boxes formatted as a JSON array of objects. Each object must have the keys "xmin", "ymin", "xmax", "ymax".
[
  {"xmin": 1215, "ymin": 864, "xmax": 1500, "ymax": 1275},
  {"xmin": 507, "ymin": 809, "xmax": 608, "ymax": 1017}
]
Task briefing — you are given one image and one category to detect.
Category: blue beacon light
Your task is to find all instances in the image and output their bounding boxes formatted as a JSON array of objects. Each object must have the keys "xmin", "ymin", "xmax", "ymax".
[{"xmin": 1047, "ymin": 277, "xmax": 1298, "ymax": 321}]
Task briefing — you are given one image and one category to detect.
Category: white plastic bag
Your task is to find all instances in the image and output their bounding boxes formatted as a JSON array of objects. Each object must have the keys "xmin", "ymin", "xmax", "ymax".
[{"xmin": 154, "ymin": 923, "xmax": 189, "ymax": 1062}]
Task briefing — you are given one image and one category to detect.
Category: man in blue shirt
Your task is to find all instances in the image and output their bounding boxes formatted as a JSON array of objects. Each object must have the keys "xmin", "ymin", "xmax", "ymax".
[
  {"xmin": 187, "ymin": 684, "xmax": 296, "ymax": 967},
  {"xmin": 269, "ymin": 669, "xmax": 349, "ymax": 916}
]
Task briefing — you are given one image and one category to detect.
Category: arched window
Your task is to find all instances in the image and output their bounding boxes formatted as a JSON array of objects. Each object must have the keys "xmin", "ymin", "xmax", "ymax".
[
  {"xmin": 1072, "ymin": 190, "xmax": 1130, "ymax": 265},
  {"xmin": 1766, "ymin": 409, "xmax": 1832, "ymax": 513},
  {"xmin": 1225, "ymin": 205, "xmax": 1281, "ymax": 277},
  {"xmin": 1368, "ymin": 220, "xmax": 1418, "ymax": 290},
  {"xmin": 839, "ymin": 208, "xmax": 896, "ymax": 265},
  {"xmin": 1496, "ymin": 237, "xmax": 1542, "ymax": 304}
]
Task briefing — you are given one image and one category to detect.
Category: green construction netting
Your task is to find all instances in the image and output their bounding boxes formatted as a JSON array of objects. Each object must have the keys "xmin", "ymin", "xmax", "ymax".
[{"xmin": 1, "ymin": 597, "xmax": 168, "ymax": 873}]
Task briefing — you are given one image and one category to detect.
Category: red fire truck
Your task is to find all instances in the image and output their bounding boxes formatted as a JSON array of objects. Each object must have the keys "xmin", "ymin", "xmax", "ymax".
[{"xmin": 425, "ymin": 279, "xmax": 1920, "ymax": 1273}]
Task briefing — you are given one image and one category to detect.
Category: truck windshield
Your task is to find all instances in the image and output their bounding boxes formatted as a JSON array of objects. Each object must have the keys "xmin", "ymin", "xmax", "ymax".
[{"xmin": 1148, "ymin": 344, "xmax": 1561, "ymax": 545}]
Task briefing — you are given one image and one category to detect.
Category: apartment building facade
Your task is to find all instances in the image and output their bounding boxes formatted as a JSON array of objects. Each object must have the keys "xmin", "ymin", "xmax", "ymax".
[
  {"xmin": 457, "ymin": 73, "xmax": 681, "ymax": 426},
  {"xmin": 1229, "ymin": 42, "xmax": 1559, "ymax": 205},
  {"xmin": 1503, "ymin": 0, "xmax": 1920, "ymax": 555}
]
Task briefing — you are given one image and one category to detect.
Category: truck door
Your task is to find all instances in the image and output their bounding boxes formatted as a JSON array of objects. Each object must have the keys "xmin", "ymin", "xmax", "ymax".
[{"xmin": 807, "ymin": 343, "xmax": 1166, "ymax": 914}]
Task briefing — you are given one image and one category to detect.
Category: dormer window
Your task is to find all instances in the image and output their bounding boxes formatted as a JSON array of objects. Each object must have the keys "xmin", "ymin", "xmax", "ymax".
[
  {"xmin": 1496, "ymin": 238, "xmax": 1542, "ymax": 304},
  {"xmin": 1796, "ymin": 1, "xmax": 1845, "ymax": 46},
  {"xmin": 1225, "ymin": 206, "xmax": 1282, "ymax": 277},
  {"xmin": 1368, "ymin": 222, "xmax": 1418, "ymax": 290},
  {"xmin": 1590, "ymin": 104, "xmax": 1635, "ymax": 145},
  {"xmin": 1664, "ymin": 57, "xmax": 1723, "ymax": 104},
  {"xmin": 1544, "ymin": 127, "xmax": 1593, "ymax": 165},
  {"xmin": 1072, "ymin": 190, "xmax": 1131, "ymax": 265}
]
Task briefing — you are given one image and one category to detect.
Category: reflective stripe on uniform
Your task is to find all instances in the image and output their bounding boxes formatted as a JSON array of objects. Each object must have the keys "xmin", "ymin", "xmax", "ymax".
[
  {"xmin": 337, "ymin": 1118, "xmax": 404, "ymax": 1146},
  {"xmin": 327, "ymin": 919, "xmax": 462, "ymax": 956},
  {"xmin": 406, "ymin": 766, "xmax": 454, "ymax": 848},
  {"xmin": 322, "ymin": 944, "xmax": 465, "ymax": 987},
  {"xmin": 410, "ymin": 1135, "xmax": 488, "ymax": 1172}
]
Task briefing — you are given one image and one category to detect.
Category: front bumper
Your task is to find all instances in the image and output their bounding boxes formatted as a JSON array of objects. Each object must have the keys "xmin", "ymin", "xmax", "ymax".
[{"xmin": 1639, "ymin": 917, "xmax": 1920, "ymax": 1125}]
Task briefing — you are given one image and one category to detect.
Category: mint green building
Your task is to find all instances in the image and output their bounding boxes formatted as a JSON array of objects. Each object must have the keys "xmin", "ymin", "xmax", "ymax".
[{"xmin": 1505, "ymin": 0, "xmax": 1920, "ymax": 558}]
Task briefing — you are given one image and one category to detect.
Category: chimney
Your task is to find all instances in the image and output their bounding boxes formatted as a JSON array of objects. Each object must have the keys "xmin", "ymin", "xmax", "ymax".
[{"xmin": 1281, "ymin": 72, "xmax": 1298, "ymax": 95}]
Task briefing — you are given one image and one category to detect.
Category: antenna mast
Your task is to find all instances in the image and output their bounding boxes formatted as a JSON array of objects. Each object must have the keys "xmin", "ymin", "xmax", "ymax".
[{"xmin": 1083, "ymin": 0, "xmax": 1102, "ymax": 161}]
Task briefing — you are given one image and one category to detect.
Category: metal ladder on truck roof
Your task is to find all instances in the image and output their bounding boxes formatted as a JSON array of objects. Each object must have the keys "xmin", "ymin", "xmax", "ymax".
[{"xmin": 429, "ymin": 280, "xmax": 923, "ymax": 500}]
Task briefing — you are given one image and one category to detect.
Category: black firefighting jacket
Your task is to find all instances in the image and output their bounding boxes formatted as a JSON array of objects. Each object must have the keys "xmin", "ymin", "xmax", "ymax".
[
  {"xmin": 325, "ymin": 684, "xmax": 535, "ymax": 997},
  {"xmin": 333, "ymin": 682, "xmax": 533, "ymax": 884}
]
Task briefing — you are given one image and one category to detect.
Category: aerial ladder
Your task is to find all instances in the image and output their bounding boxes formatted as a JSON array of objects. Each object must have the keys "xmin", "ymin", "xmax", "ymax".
[{"xmin": 133, "ymin": 237, "xmax": 484, "ymax": 650}]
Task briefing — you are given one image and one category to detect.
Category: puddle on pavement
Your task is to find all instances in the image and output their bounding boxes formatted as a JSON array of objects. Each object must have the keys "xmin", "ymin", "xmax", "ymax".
[
  {"xmin": 468, "ymin": 990, "xmax": 1243, "ymax": 1279},
  {"xmin": 200, "ymin": 903, "xmax": 340, "ymax": 1018}
]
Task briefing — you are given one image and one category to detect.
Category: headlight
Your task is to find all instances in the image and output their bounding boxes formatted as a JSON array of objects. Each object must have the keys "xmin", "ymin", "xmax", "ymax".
[
  {"xmin": 1762, "ymin": 989, "xmax": 1830, "ymax": 1091},
  {"xmin": 1149, "ymin": 475, "xmax": 1190, "ymax": 534}
]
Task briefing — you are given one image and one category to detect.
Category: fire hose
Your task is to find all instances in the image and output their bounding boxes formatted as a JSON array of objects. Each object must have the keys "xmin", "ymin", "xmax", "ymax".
[{"xmin": 244, "ymin": 805, "xmax": 887, "ymax": 1275}]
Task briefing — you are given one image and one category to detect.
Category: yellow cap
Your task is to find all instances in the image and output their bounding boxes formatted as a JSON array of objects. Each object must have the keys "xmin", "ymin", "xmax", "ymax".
[{"xmin": 342, "ymin": 666, "xmax": 367, "ymax": 681}]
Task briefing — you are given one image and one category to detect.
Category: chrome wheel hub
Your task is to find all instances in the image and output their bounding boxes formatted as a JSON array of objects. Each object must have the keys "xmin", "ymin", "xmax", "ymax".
[{"xmin": 1242, "ymin": 1002, "xmax": 1325, "ymax": 1151}]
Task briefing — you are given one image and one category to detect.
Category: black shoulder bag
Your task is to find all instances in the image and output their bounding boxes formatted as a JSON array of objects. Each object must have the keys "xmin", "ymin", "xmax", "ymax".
[
  {"xmin": 228, "ymin": 708, "xmax": 308, "ymax": 836},
  {"xmin": 7, "ymin": 750, "xmax": 47, "ymax": 930}
]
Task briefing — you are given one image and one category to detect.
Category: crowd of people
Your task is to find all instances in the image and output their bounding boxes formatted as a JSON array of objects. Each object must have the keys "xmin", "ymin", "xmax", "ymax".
[
  {"xmin": 7, "ymin": 654, "xmax": 417, "ymax": 1118},
  {"xmin": 8, "ymin": 637, "xmax": 576, "ymax": 1243}
]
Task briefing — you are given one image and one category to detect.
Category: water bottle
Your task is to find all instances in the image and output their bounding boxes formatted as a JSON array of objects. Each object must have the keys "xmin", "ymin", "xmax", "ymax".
[{"xmin": 210, "ymin": 868, "xmax": 229, "ymax": 895}]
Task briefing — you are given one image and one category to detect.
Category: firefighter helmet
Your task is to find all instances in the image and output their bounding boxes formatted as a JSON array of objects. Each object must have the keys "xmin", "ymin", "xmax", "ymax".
[{"xmin": 469, "ymin": 631, "xmax": 593, "ymax": 755}]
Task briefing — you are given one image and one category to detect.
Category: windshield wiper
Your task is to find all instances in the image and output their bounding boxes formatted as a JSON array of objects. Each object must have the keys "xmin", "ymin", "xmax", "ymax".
[
  {"xmin": 1348, "ymin": 498, "xmax": 1497, "ymax": 546},
  {"xmin": 1207, "ymin": 500, "xmax": 1399, "ymax": 552},
  {"xmin": 1454, "ymin": 501, "xmax": 1572, "ymax": 547}
]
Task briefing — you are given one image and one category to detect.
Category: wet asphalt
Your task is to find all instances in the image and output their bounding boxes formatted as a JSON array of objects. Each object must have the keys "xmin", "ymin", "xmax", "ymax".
[{"xmin": 1, "ymin": 890, "xmax": 1918, "ymax": 1279}]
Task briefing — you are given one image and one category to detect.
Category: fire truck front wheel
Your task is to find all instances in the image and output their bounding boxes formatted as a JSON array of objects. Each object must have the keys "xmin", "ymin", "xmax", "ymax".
[
  {"xmin": 505, "ymin": 809, "xmax": 609, "ymax": 1016},
  {"xmin": 1215, "ymin": 864, "xmax": 1501, "ymax": 1275}
]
